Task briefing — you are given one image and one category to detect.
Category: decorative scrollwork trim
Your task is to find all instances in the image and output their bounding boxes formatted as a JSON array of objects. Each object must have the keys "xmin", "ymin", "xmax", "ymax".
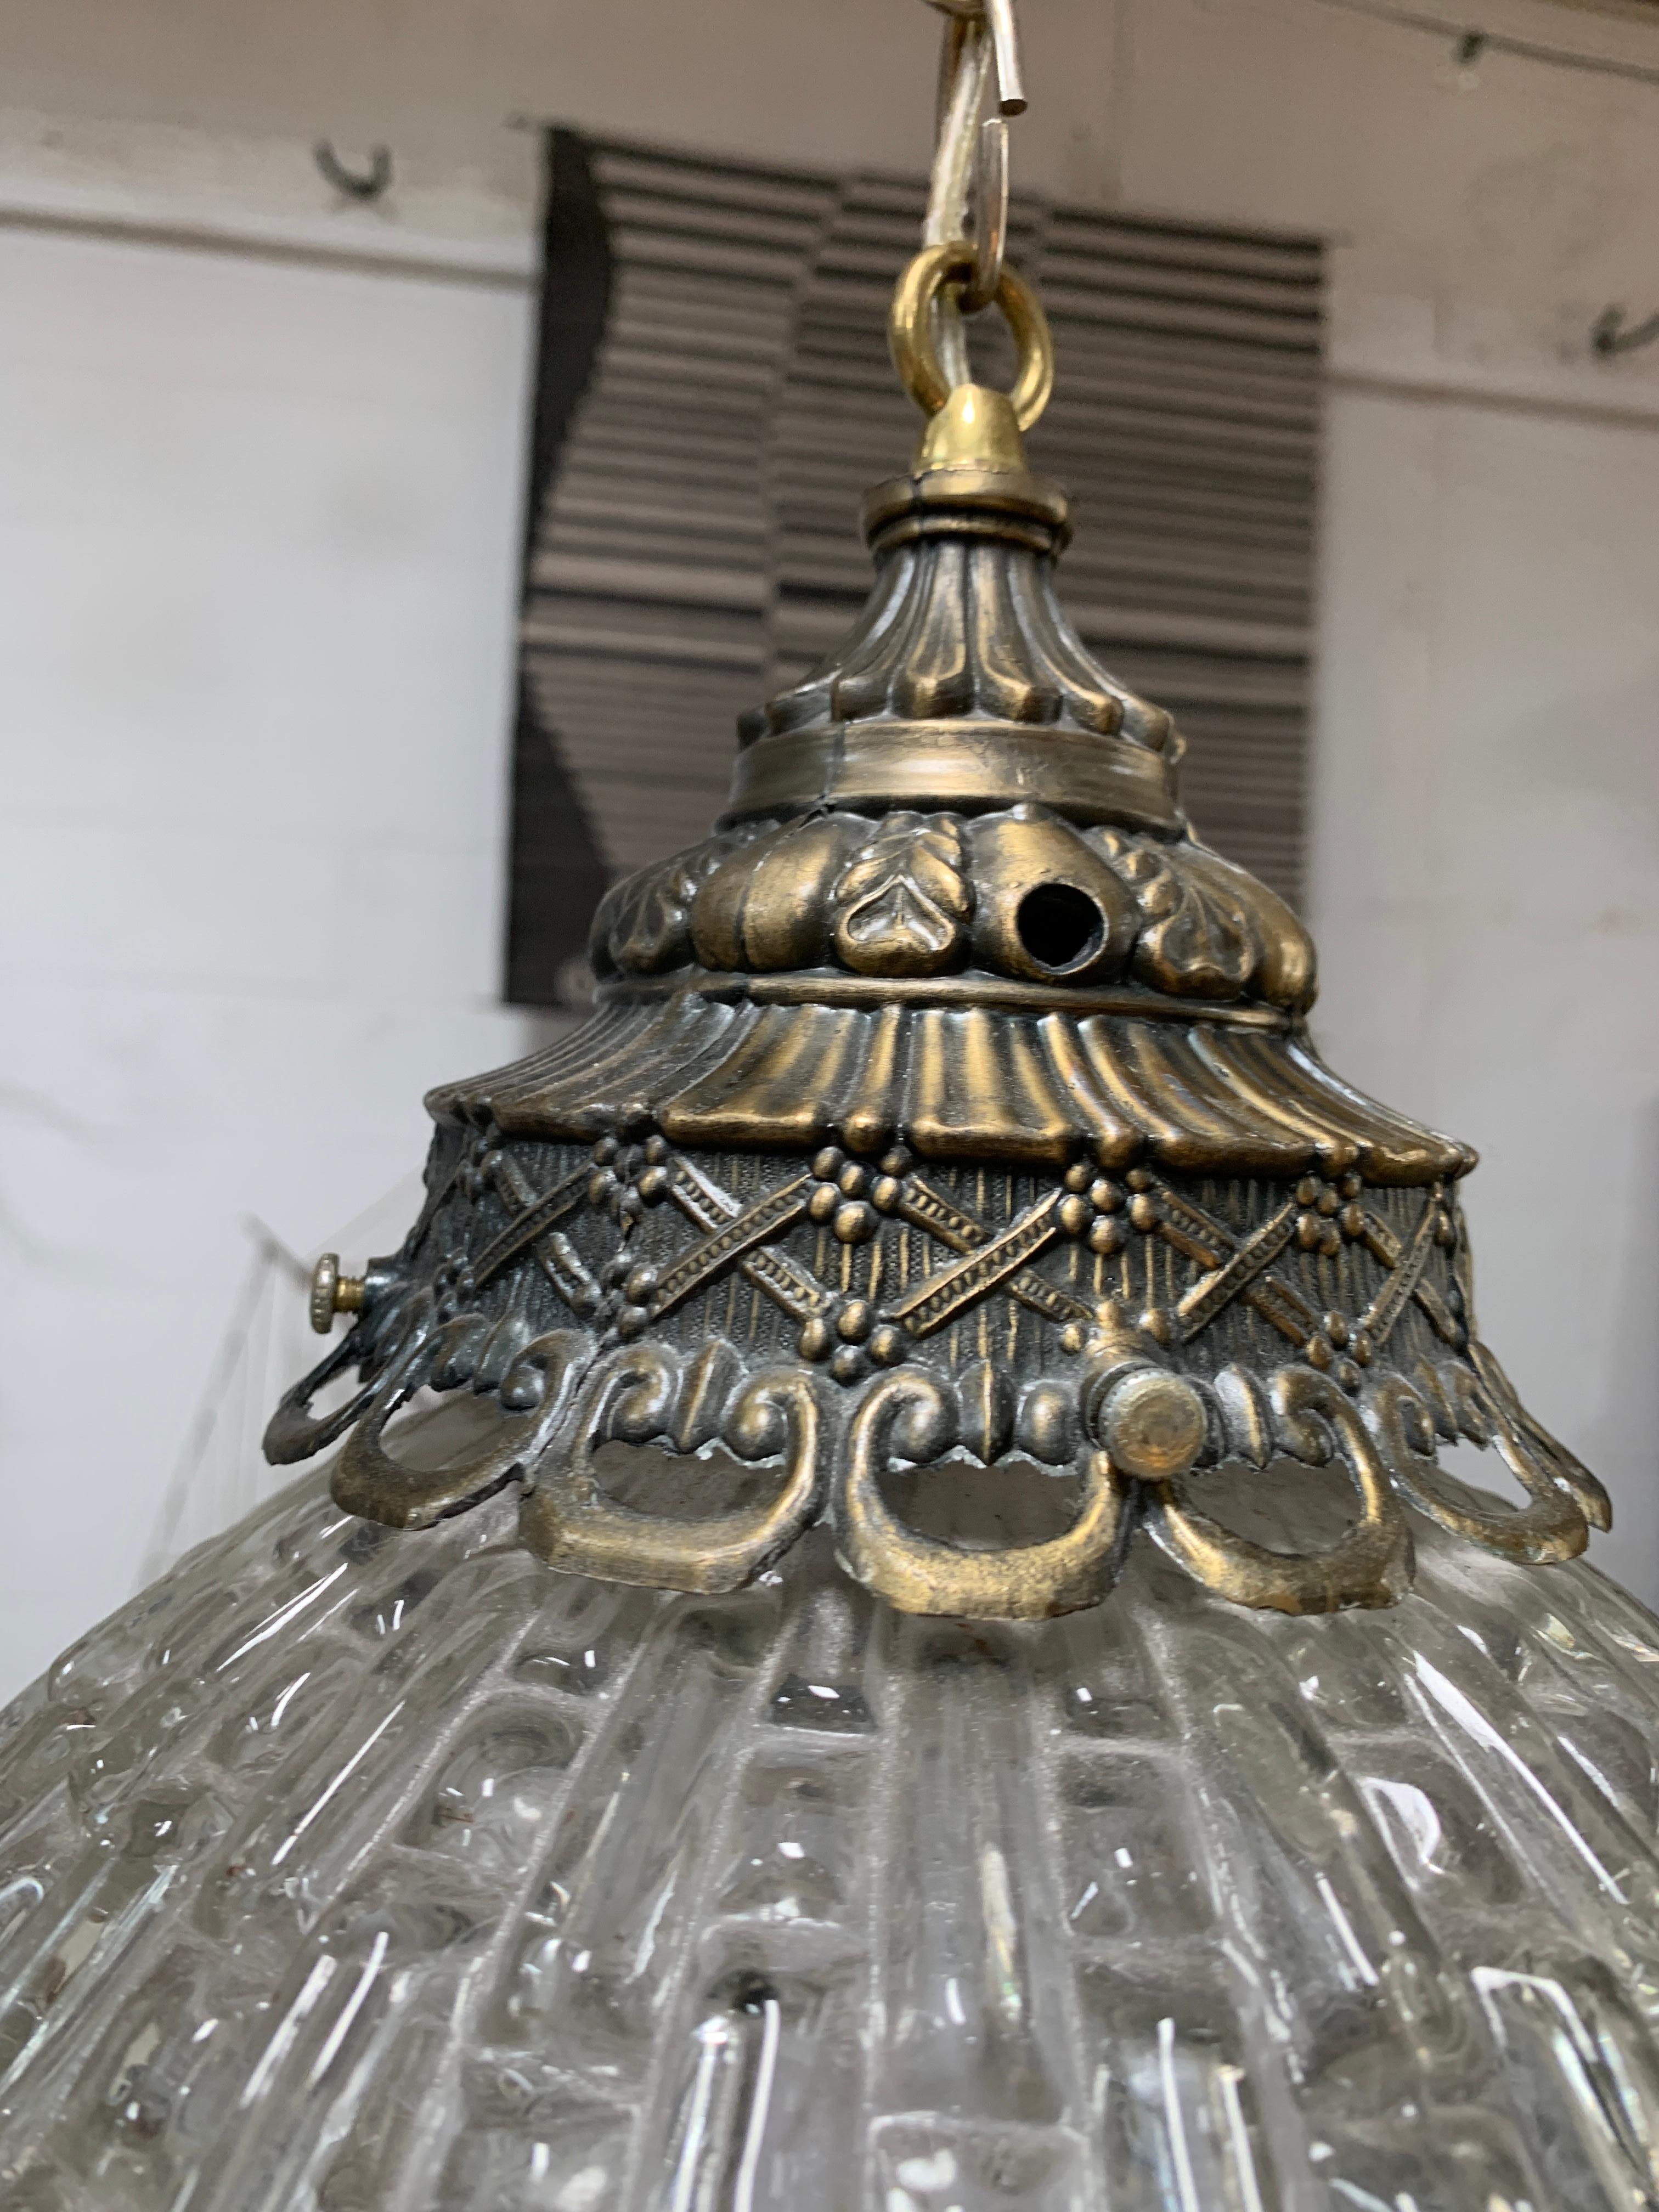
[
  {"xmin": 1145, "ymin": 1367, "xmax": 1414, "ymax": 1615},
  {"xmin": 519, "ymin": 1356, "xmax": 825, "ymax": 1593},
  {"xmin": 276, "ymin": 1119, "xmax": 1603, "ymax": 1622},
  {"xmin": 1465, "ymin": 1336, "xmax": 1611, "ymax": 1534},
  {"xmin": 837, "ymin": 1371, "xmax": 1129, "ymax": 1618},
  {"xmin": 265, "ymin": 1293, "xmax": 435, "ymax": 1468},
  {"xmin": 1362, "ymin": 1370, "xmax": 1586, "ymax": 1565},
  {"xmin": 331, "ymin": 1327, "xmax": 592, "ymax": 1530}
]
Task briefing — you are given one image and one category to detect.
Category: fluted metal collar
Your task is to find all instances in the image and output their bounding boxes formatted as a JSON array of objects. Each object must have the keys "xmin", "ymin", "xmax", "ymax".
[{"xmin": 729, "ymin": 405, "xmax": 1180, "ymax": 828}]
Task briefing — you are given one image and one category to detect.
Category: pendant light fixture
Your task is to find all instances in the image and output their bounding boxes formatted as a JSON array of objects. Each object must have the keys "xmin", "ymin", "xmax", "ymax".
[{"xmin": 2, "ymin": 10, "xmax": 1656, "ymax": 2207}]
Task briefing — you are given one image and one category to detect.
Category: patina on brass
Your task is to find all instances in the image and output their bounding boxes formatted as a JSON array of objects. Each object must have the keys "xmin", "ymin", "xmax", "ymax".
[{"xmin": 265, "ymin": 216, "xmax": 1608, "ymax": 1623}]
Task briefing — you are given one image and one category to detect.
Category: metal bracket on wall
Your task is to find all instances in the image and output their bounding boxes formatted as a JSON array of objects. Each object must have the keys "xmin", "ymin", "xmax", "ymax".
[
  {"xmin": 314, "ymin": 140, "xmax": 393, "ymax": 202},
  {"xmin": 1592, "ymin": 304, "xmax": 1659, "ymax": 359},
  {"xmin": 1307, "ymin": 0, "xmax": 1659, "ymax": 92}
]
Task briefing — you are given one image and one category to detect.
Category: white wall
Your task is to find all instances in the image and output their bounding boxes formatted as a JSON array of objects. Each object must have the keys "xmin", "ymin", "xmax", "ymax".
[
  {"xmin": 1, "ymin": 0, "xmax": 1657, "ymax": 1691},
  {"xmin": 0, "ymin": 223, "xmax": 541, "ymax": 1685},
  {"xmin": 1312, "ymin": 388, "xmax": 1659, "ymax": 1581}
]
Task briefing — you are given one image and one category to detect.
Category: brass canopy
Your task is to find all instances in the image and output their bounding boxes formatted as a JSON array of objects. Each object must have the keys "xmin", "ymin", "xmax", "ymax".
[{"xmin": 267, "ymin": 242, "xmax": 1607, "ymax": 1623}]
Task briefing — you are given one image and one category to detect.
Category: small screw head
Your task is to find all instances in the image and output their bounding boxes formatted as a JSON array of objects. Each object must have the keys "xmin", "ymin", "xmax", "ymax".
[
  {"xmin": 308, "ymin": 1252, "xmax": 365, "ymax": 1334},
  {"xmin": 308, "ymin": 1252, "xmax": 340, "ymax": 1334},
  {"xmin": 1099, "ymin": 1369, "xmax": 1207, "ymax": 1482}
]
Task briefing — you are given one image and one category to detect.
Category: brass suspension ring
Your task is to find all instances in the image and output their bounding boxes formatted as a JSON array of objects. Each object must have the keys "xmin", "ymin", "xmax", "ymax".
[{"xmin": 888, "ymin": 240, "xmax": 1054, "ymax": 431}]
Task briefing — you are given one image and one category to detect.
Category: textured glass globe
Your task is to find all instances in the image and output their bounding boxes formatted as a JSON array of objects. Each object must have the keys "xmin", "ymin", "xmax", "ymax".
[{"xmin": 2, "ymin": 1408, "xmax": 1658, "ymax": 2211}]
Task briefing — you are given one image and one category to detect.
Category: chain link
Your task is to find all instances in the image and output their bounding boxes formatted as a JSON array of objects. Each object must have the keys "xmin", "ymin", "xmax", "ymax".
[{"xmin": 919, "ymin": 0, "xmax": 1023, "ymax": 373}]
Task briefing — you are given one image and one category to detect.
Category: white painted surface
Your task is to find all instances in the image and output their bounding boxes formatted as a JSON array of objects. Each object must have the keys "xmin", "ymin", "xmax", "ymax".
[
  {"xmin": 0, "ymin": 226, "xmax": 541, "ymax": 1686},
  {"xmin": 0, "ymin": 0, "xmax": 1656, "ymax": 1693},
  {"xmin": 1311, "ymin": 388, "xmax": 1659, "ymax": 1593}
]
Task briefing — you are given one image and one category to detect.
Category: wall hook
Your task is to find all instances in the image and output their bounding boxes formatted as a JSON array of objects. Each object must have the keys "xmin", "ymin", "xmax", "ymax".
[
  {"xmin": 1454, "ymin": 30, "xmax": 1486, "ymax": 66},
  {"xmin": 1592, "ymin": 304, "xmax": 1659, "ymax": 359},
  {"xmin": 314, "ymin": 140, "xmax": 393, "ymax": 201}
]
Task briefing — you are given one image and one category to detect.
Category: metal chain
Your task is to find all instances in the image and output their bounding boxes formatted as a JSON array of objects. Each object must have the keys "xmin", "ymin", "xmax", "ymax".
[{"xmin": 919, "ymin": 0, "xmax": 1023, "ymax": 382}]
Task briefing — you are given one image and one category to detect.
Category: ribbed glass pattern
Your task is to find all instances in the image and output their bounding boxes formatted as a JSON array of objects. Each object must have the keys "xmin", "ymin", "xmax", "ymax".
[{"xmin": 2, "ymin": 1438, "xmax": 1658, "ymax": 2210}]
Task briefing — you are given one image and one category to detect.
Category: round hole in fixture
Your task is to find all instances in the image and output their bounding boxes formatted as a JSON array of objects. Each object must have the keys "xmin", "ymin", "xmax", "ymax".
[{"xmin": 1014, "ymin": 882, "xmax": 1106, "ymax": 973}]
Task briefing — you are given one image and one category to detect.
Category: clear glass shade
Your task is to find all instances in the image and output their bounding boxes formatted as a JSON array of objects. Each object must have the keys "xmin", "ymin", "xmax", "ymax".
[{"xmin": 3, "ymin": 1413, "xmax": 1659, "ymax": 2211}]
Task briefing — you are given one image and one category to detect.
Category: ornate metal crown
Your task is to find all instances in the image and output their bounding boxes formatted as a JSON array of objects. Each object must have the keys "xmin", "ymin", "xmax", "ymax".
[{"xmin": 266, "ymin": 244, "xmax": 1607, "ymax": 1621}]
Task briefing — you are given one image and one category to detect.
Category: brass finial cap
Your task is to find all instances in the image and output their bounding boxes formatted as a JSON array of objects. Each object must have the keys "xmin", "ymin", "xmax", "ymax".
[
  {"xmin": 917, "ymin": 381, "xmax": 1028, "ymax": 470},
  {"xmin": 858, "ymin": 388, "xmax": 1071, "ymax": 558}
]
